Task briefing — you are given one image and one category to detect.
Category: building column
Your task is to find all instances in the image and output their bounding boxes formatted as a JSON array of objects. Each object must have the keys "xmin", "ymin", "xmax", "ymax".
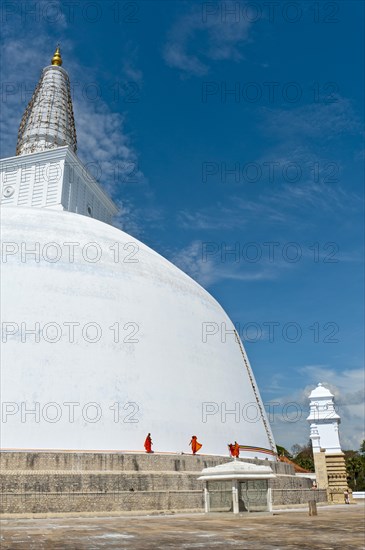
[
  {"xmin": 267, "ymin": 487, "xmax": 272, "ymax": 512},
  {"xmin": 232, "ymin": 480, "xmax": 239, "ymax": 514},
  {"xmin": 204, "ymin": 485, "xmax": 210, "ymax": 513}
]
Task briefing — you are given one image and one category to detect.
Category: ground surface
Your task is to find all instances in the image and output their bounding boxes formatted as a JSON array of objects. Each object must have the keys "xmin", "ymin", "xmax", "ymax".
[{"xmin": 0, "ymin": 504, "xmax": 364, "ymax": 549}]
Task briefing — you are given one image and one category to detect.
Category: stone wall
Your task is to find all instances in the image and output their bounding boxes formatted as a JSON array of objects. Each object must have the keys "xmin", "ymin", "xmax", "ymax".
[
  {"xmin": 271, "ymin": 489, "xmax": 328, "ymax": 506},
  {"xmin": 270, "ymin": 475, "xmax": 313, "ymax": 490},
  {"xmin": 0, "ymin": 452, "xmax": 291, "ymax": 473},
  {"xmin": 0, "ymin": 451, "xmax": 321, "ymax": 515}
]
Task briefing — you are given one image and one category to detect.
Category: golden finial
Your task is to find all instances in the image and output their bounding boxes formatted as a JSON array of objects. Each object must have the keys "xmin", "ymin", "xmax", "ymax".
[{"xmin": 51, "ymin": 46, "xmax": 62, "ymax": 66}]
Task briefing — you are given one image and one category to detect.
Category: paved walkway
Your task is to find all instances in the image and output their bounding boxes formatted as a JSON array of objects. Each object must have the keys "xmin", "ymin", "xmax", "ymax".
[{"xmin": 0, "ymin": 504, "xmax": 364, "ymax": 549}]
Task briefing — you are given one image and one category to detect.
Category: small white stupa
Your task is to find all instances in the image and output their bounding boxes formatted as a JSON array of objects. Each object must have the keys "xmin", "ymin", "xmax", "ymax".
[
  {"xmin": 307, "ymin": 383, "xmax": 349, "ymax": 501},
  {"xmin": 307, "ymin": 383, "xmax": 342, "ymax": 454}
]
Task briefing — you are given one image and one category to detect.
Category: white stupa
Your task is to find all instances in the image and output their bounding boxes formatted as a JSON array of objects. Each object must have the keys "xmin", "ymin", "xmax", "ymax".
[
  {"xmin": 307, "ymin": 383, "xmax": 342, "ymax": 454},
  {"xmin": 0, "ymin": 48, "xmax": 276, "ymax": 459}
]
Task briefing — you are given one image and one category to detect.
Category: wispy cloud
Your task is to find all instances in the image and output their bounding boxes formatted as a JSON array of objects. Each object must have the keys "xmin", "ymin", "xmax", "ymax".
[
  {"xmin": 177, "ymin": 92, "xmax": 362, "ymax": 234},
  {"xmin": 261, "ymin": 97, "xmax": 361, "ymax": 142},
  {"xmin": 256, "ymin": 95, "xmax": 362, "ymax": 189},
  {"xmin": 178, "ymin": 179, "xmax": 361, "ymax": 233},
  {"xmin": 170, "ymin": 239, "xmax": 291, "ymax": 286},
  {"xmin": 121, "ymin": 42, "xmax": 143, "ymax": 84},
  {"xmin": 113, "ymin": 198, "xmax": 164, "ymax": 238},
  {"xmin": 71, "ymin": 94, "xmax": 145, "ymax": 194},
  {"xmin": 163, "ymin": 2, "xmax": 252, "ymax": 76}
]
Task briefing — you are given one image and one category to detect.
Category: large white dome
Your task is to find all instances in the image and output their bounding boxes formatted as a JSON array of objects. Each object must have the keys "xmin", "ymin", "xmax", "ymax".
[{"xmin": 1, "ymin": 206, "xmax": 276, "ymax": 458}]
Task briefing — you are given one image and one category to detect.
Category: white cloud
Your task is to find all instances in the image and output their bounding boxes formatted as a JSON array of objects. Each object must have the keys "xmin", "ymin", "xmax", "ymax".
[{"xmin": 163, "ymin": 2, "xmax": 252, "ymax": 76}]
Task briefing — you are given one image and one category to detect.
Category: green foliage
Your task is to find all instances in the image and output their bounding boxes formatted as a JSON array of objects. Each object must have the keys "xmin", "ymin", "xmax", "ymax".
[
  {"xmin": 294, "ymin": 451, "xmax": 314, "ymax": 471},
  {"xmin": 345, "ymin": 449, "xmax": 365, "ymax": 491},
  {"xmin": 277, "ymin": 442, "xmax": 365, "ymax": 482},
  {"xmin": 276, "ymin": 445, "xmax": 292, "ymax": 458},
  {"xmin": 294, "ymin": 454, "xmax": 315, "ymax": 472},
  {"xmin": 291, "ymin": 444, "xmax": 302, "ymax": 457},
  {"xmin": 359, "ymin": 440, "xmax": 365, "ymax": 456},
  {"xmin": 290, "ymin": 441, "xmax": 314, "ymax": 471}
]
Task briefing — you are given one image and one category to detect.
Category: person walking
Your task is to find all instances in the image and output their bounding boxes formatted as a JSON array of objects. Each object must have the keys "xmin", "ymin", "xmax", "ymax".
[
  {"xmin": 190, "ymin": 435, "xmax": 202, "ymax": 455},
  {"xmin": 144, "ymin": 433, "xmax": 153, "ymax": 453}
]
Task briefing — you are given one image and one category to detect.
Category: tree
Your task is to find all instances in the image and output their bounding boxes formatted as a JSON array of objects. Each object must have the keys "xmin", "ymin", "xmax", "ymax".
[
  {"xmin": 276, "ymin": 445, "xmax": 292, "ymax": 458},
  {"xmin": 291, "ymin": 444, "xmax": 302, "ymax": 457},
  {"xmin": 345, "ymin": 449, "xmax": 365, "ymax": 491},
  {"xmin": 292, "ymin": 441, "xmax": 314, "ymax": 471},
  {"xmin": 360, "ymin": 440, "xmax": 365, "ymax": 456}
]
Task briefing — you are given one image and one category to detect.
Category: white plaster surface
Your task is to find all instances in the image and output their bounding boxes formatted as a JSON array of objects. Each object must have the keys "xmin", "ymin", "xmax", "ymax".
[
  {"xmin": 0, "ymin": 148, "xmax": 117, "ymax": 225},
  {"xmin": 198, "ymin": 460, "xmax": 275, "ymax": 480},
  {"xmin": 0, "ymin": 207, "xmax": 276, "ymax": 458}
]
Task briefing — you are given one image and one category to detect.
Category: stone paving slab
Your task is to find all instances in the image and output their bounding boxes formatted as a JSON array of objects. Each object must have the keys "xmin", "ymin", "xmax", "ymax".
[{"xmin": 0, "ymin": 504, "xmax": 364, "ymax": 549}]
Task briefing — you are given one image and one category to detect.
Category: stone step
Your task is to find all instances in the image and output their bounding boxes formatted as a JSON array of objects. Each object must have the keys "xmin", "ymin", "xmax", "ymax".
[
  {"xmin": 0, "ymin": 452, "xmax": 292, "ymax": 475},
  {"xmin": 0, "ymin": 471, "xmax": 202, "ymax": 493},
  {"xmin": 1, "ymin": 489, "xmax": 204, "ymax": 515},
  {"xmin": 0, "ymin": 452, "xmax": 223, "ymax": 472}
]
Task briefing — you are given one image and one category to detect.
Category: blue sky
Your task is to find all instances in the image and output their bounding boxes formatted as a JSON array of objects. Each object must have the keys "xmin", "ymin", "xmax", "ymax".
[{"xmin": 1, "ymin": 0, "xmax": 364, "ymax": 451}]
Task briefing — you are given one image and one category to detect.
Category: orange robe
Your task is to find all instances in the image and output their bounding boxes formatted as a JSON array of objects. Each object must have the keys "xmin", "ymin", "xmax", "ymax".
[
  {"xmin": 233, "ymin": 443, "xmax": 240, "ymax": 458},
  {"xmin": 191, "ymin": 436, "xmax": 202, "ymax": 454},
  {"xmin": 228, "ymin": 444, "xmax": 234, "ymax": 457},
  {"xmin": 144, "ymin": 435, "xmax": 152, "ymax": 453}
]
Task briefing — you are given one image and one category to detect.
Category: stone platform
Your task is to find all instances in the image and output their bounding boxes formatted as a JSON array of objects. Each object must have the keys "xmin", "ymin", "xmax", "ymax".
[
  {"xmin": 0, "ymin": 451, "xmax": 326, "ymax": 515},
  {"xmin": 0, "ymin": 504, "xmax": 363, "ymax": 549}
]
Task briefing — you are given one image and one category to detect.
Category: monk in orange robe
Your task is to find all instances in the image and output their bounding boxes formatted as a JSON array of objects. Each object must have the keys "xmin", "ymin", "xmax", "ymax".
[
  {"xmin": 190, "ymin": 435, "xmax": 202, "ymax": 454},
  {"xmin": 144, "ymin": 433, "xmax": 152, "ymax": 453},
  {"xmin": 228, "ymin": 443, "xmax": 234, "ymax": 457},
  {"xmin": 233, "ymin": 441, "xmax": 240, "ymax": 458}
]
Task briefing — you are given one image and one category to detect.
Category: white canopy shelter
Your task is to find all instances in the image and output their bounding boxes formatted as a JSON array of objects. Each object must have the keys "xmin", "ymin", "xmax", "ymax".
[{"xmin": 198, "ymin": 460, "xmax": 276, "ymax": 514}]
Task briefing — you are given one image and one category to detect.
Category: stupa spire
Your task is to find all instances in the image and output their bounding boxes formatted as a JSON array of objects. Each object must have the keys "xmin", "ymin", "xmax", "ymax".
[
  {"xmin": 51, "ymin": 45, "xmax": 63, "ymax": 66},
  {"xmin": 16, "ymin": 47, "xmax": 77, "ymax": 156}
]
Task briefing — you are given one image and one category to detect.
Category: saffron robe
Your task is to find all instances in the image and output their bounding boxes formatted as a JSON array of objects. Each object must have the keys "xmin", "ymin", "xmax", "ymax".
[
  {"xmin": 233, "ymin": 442, "xmax": 240, "ymax": 458},
  {"xmin": 190, "ymin": 436, "xmax": 202, "ymax": 454},
  {"xmin": 144, "ymin": 434, "xmax": 152, "ymax": 453}
]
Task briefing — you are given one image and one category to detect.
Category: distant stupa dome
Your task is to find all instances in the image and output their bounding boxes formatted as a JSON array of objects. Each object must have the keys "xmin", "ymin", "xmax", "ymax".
[{"xmin": 0, "ymin": 50, "xmax": 276, "ymax": 459}]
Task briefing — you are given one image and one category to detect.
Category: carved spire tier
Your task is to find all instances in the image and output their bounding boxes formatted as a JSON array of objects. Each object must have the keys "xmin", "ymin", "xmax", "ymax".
[{"xmin": 16, "ymin": 47, "xmax": 77, "ymax": 156}]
